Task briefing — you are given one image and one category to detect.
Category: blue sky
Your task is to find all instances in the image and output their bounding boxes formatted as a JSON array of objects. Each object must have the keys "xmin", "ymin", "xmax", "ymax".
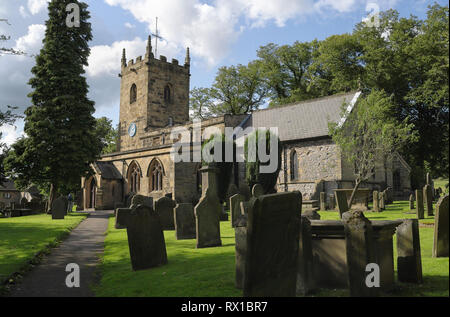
[{"xmin": 0, "ymin": 0, "xmax": 446, "ymax": 146}]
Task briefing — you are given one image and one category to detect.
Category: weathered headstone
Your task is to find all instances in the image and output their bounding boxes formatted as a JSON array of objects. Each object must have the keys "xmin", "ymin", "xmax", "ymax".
[
  {"xmin": 235, "ymin": 214, "xmax": 248, "ymax": 289},
  {"xmin": 125, "ymin": 192, "xmax": 136, "ymax": 207},
  {"xmin": 230, "ymin": 193, "xmax": 245, "ymax": 228},
  {"xmin": 423, "ymin": 184, "xmax": 433, "ymax": 216},
  {"xmin": 433, "ymin": 195, "xmax": 449, "ymax": 258},
  {"xmin": 373, "ymin": 191, "xmax": 380, "ymax": 212},
  {"xmin": 174, "ymin": 203, "xmax": 196, "ymax": 240},
  {"xmin": 302, "ymin": 209, "xmax": 320, "ymax": 220},
  {"xmin": 154, "ymin": 196, "xmax": 177, "ymax": 230},
  {"xmin": 342, "ymin": 210, "xmax": 378, "ymax": 297},
  {"xmin": 243, "ymin": 191, "xmax": 302, "ymax": 297},
  {"xmin": 126, "ymin": 204, "xmax": 168, "ymax": 271},
  {"xmin": 379, "ymin": 191, "xmax": 385, "ymax": 210},
  {"xmin": 426, "ymin": 172, "xmax": 432, "ymax": 185},
  {"xmin": 409, "ymin": 194, "xmax": 415, "ymax": 210},
  {"xmin": 131, "ymin": 194, "xmax": 153, "ymax": 208},
  {"xmin": 297, "ymin": 216, "xmax": 314, "ymax": 296},
  {"xmin": 334, "ymin": 190, "xmax": 349, "ymax": 218},
  {"xmin": 415, "ymin": 189, "xmax": 424, "ymax": 219},
  {"xmin": 251, "ymin": 184, "xmax": 264, "ymax": 198},
  {"xmin": 194, "ymin": 167, "xmax": 222, "ymax": 248},
  {"xmin": 320, "ymin": 192, "xmax": 327, "ymax": 211},
  {"xmin": 115, "ymin": 208, "xmax": 131, "ymax": 229},
  {"xmin": 51, "ymin": 196, "xmax": 66, "ymax": 220},
  {"xmin": 397, "ymin": 219, "xmax": 423, "ymax": 283},
  {"xmin": 329, "ymin": 194, "xmax": 335, "ymax": 210}
]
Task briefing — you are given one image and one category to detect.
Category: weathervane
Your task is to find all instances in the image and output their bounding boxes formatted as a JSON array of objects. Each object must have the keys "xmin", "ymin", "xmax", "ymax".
[{"xmin": 151, "ymin": 17, "xmax": 163, "ymax": 58}]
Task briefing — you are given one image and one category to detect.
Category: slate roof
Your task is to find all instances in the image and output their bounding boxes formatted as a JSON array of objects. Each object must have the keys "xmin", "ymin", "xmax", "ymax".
[
  {"xmin": 245, "ymin": 91, "xmax": 360, "ymax": 142},
  {"xmin": 94, "ymin": 161, "xmax": 122, "ymax": 180}
]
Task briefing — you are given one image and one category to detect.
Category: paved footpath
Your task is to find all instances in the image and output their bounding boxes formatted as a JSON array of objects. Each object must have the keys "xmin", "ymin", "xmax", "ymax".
[{"xmin": 9, "ymin": 210, "xmax": 113, "ymax": 297}]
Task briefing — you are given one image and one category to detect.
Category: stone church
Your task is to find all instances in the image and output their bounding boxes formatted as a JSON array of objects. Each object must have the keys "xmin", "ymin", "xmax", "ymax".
[{"xmin": 81, "ymin": 36, "xmax": 411, "ymax": 210}]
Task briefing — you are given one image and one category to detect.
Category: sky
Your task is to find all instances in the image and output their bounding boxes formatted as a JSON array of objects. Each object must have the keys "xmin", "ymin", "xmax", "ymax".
[{"xmin": 0, "ymin": 0, "xmax": 446, "ymax": 147}]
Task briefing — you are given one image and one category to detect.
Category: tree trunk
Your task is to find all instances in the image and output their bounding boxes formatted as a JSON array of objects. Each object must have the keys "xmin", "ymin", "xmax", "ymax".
[
  {"xmin": 348, "ymin": 179, "xmax": 362, "ymax": 210},
  {"xmin": 47, "ymin": 183, "xmax": 57, "ymax": 214}
]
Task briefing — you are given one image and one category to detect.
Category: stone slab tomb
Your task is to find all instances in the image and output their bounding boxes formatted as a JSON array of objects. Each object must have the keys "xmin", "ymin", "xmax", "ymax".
[
  {"xmin": 397, "ymin": 219, "xmax": 423, "ymax": 283},
  {"xmin": 433, "ymin": 195, "xmax": 449, "ymax": 258},
  {"xmin": 174, "ymin": 203, "xmax": 196, "ymax": 240},
  {"xmin": 243, "ymin": 191, "xmax": 302, "ymax": 297}
]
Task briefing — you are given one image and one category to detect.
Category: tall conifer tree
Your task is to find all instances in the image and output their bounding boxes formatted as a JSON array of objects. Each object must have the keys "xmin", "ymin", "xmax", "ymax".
[{"xmin": 5, "ymin": 1, "xmax": 101, "ymax": 208}]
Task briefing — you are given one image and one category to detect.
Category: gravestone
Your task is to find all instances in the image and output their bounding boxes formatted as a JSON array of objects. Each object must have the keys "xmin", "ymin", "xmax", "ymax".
[
  {"xmin": 220, "ymin": 205, "xmax": 229, "ymax": 221},
  {"xmin": 131, "ymin": 194, "xmax": 153, "ymax": 208},
  {"xmin": 373, "ymin": 191, "xmax": 380, "ymax": 212},
  {"xmin": 115, "ymin": 208, "xmax": 131, "ymax": 229},
  {"xmin": 154, "ymin": 196, "xmax": 177, "ymax": 230},
  {"xmin": 409, "ymin": 194, "xmax": 415, "ymax": 210},
  {"xmin": 329, "ymin": 194, "xmax": 335, "ymax": 210},
  {"xmin": 230, "ymin": 193, "xmax": 245, "ymax": 228},
  {"xmin": 385, "ymin": 187, "xmax": 393, "ymax": 205},
  {"xmin": 251, "ymin": 184, "xmax": 264, "ymax": 198},
  {"xmin": 334, "ymin": 190, "xmax": 349, "ymax": 219},
  {"xmin": 125, "ymin": 192, "xmax": 136, "ymax": 207},
  {"xmin": 342, "ymin": 210, "xmax": 378, "ymax": 297},
  {"xmin": 235, "ymin": 214, "xmax": 248, "ymax": 289},
  {"xmin": 297, "ymin": 216, "xmax": 314, "ymax": 296},
  {"xmin": 174, "ymin": 203, "xmax": 196, "ymax": 240},
  {"xmin": 426, "ymin": 172, "xmax": 432, "ymax": 185},
  {"xmin": 415, "ymin": 189, "xmax": 424, "ymax": 219},
  {"xmin": 126, "ymin": 204, "xmax": 168, "ymax": 271},
  {"xmin": 433, "ymin": 195, "xmax": 449, "ymax": 258},
  {"xmin": 51, "ymin": 196, "xmax": 67, "ymax": 220},
  {"xmin": 302, "ymin": 209, "xmax": 320, "ymax": 220},
  {"xmin": 397, "ymin": 219, "xmax": 423, "ymax": 283},
  {"xmin": 243, "ymin": 191, "xmax": 302, "ymax": 297},
  {"xmin": 20, "ymin": 197, "xmax": 28, "ymax": 208},
  {"xmin": 194, "ymin": 167, "xmax": 222, "ymax": 248},
  {"xmin": 320, "ymin": 192, "xmax": 326, "ymax": 211},
  {"xmin": 379, "ymin": 191, "xmax": 385, "ymax": 210},
  {"xmin": 423, "ymin": 185, "xmax": 433, "ymax": 216}
]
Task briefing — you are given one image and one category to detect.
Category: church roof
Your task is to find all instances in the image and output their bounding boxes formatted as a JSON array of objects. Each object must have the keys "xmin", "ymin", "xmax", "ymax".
[
  {"xmin": 94, "ymin": 162, "xmax": 122, "ymax": 180},
  {"xmin": 247, "ymin": 91, "xmax": 360, "ymax": 142},
  {"xmin": 0, "ymin": 179, "xmax": 18, "ymax": 191}
]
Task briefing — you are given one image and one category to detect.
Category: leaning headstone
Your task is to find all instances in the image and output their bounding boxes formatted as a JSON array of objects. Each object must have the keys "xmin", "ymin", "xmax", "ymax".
[
  {"xmin": 397, "ymin": 219, "xmax": 423, "ymax": 283},
  {"xmin": 51, "ymin": 197, "xmax": 66, "ymax": 220},
  {"xmin": 423, "ymin": 184, "xmax": 433, "ymax": 216},
  {"xmin": 433, "ymin": 195, "xmax": 449, "ymax": 258},
  {"xmin": 243, "ymin": 191, "xmax": 302, "ymax": 297},
  {"xmin": 342, "ymin": 210, "xmax": 378, "ymax": 297},
  {"xmin": 320, "ymin": 192, "xmax": 327, "ymax": 211},
  {"xmin": 126, "ymin": 204, "xmax": 168, "ymax": 271},
  {"xmin": 297, "ymin": 216, "xmax": 314, "ymax": 296},
  {"xmin": 230, "ymin": 193, "xmax": 245, "ymax": 228},
  {"xmin": 334, "ymin": 190, "xmax": 349, "ymax": 218},
  {"xmin": 329, "ymin": 194, "xmax": 335, "ymax": 210},
  {"xmin": 415, "ymin": 189, "xmax": 424, "ymax": 219},
  {"xmin": 194, "ymin": 166, "xmax": 222, "ymax": 248},
  {"xmin": 373, "ymin": 191, "xmax": 380, "ymax": 212},
  {"xmin": 174, "ymin": 203, "xmax": 196, "ymax": 240},
  {"xmin": 409, "ymin": 194, "xmax": 415, "ymax": 210},
  {"xmin": 154, "ymin": 196, "xmax": 177, "ymax": 230}
]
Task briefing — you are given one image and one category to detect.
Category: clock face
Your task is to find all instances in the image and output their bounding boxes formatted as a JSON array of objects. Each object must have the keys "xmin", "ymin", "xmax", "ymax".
[{"xmin": 128, "ymin": 123, "xmax": 137, "ymax": 137}]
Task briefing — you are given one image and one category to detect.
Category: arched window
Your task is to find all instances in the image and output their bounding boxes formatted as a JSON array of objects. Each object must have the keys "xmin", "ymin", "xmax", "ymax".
[
  {"xmin": 128, "ymin": 161, "xmax": 141, "ymax": 193},
  {"xmin": 130, "ymin": 84, "xmax": 137, "ymax": 104},
  {"xmin": 149, "ymin": 159, "xmax": 164, "ymax": 192},
  {"xmin": 164, "ymin": 85, "xmax": 171, "ymax": 103},
  {"xmin": 393, "ymin": 170, "xmax": 401, "ymax": 191},
  {"xmin": 290, "ymin": 150, "xmax": 298, "ymax": 181}
]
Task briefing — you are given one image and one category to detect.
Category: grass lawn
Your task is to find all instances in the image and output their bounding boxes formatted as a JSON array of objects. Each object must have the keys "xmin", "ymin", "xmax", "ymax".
[
  {"xmin": 95, "ymin": 201, "xmax": 449, "ymax": 297},
  {"xmin": 0, "ymin": 212, "xmax": 87, "ymax": 290}
]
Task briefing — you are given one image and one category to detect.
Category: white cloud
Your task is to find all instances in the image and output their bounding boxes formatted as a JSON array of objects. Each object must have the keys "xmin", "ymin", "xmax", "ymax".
[
  {"xmin": 27, "ymin": 0, "xmax": 49, "ymax": 15},
  {"xmin": 14, "ymin": 24, "xmax": 46, "ymax": 55},
  {"xmin": 124, "ymin": 22, "xmax": 135, "ymax": 29},
  {"xmin": 0, "ymin": 122, "xmax": 25, "ymax": 147},
  {"xmin": 19, "ymin": 6, "xmax": 29, "ymax": 18}
]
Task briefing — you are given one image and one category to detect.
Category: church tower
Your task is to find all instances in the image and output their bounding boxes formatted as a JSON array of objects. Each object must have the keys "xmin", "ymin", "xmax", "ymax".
[{"xmin": 118, "ymin": 36, "xmax": 190, "ymax": 151}]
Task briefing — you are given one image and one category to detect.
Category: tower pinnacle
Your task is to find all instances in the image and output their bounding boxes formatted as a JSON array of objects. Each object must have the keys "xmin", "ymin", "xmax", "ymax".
[
  {"xmin": 121, "ymin": 48, "xmax": 127, "ymax": 67},
  {"xmin": 185, "ymin": 47, "xmax": 190, "ymax": 67},
  {"xmin": 146, "ymin": 35, "xmax": 153, "ymax": 59}
]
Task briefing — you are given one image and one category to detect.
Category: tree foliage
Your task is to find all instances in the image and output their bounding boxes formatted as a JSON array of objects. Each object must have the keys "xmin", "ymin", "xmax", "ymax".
[
  {"xmin": 94, "ymin": 117, "xmax": 118, "ymax": 154},
  {"xmin": 329, "ymin": 90, "xmax": 416, "ymax": 207},
  {"xmin": 4, "ymin": 0, "xmax": 101, "ymax": 205}
]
